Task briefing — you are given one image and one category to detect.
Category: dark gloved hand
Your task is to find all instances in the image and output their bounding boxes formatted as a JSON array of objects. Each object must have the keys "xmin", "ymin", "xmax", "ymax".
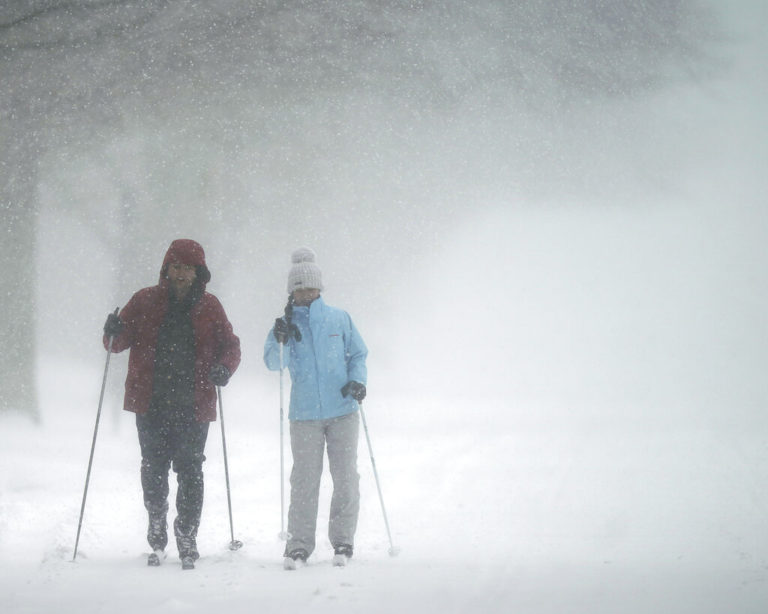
[
  {"xmin": 274, "ymin": 318, "xmax": 290, "ymax": 344},
  {"xmin": 274, "ymin": 317, "xmax": 301, "ymax": 344},
  {"xmin": 103, "ymin": 312, "xmax": 124, "ymax": 337},
  {"xmin": 341, "ymin": 381, "xmax": 366, "ymax": 402},
  {"xmin": 209, "ymin": 364, "xmax": 231, "ymax": 386}
]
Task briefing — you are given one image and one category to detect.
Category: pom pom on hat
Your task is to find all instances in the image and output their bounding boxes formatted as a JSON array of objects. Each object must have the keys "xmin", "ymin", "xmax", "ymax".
[
  {"xmin": 291, "ymin": 247, "xmax": 317, "ymax": 265},
  {"xmin": 287, "ymin": 247, "xmax": 324, "ymax": 293}
]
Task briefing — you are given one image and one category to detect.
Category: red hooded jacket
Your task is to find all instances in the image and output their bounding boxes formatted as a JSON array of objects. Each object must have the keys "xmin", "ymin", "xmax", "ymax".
[{"xmin": 103, "ymin": 239, "xmax": 241, "ymax": 422}]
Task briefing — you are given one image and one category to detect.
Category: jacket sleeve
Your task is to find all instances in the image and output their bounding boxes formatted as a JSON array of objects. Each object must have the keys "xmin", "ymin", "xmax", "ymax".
[
  {"xmin": 212, "ymin": 298, "xmax": 241, "ymax": 375},
  {"xmin": 263, "ymin": 328, "xmax": 289, "ymax": 371},
  {"xmin": 345, "ymin": 315, "xmax": 368, "ymax": 385}
]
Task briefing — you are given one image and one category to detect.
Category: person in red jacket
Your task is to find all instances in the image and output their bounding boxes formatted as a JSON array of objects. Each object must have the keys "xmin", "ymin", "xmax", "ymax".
[{"xmin": 102, "ymin": 239, "xmax": 240, "ymax": 570}]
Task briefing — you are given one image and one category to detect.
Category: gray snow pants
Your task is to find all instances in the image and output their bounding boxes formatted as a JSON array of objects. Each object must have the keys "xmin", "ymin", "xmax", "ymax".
[{"xmin": 285, "ymin": 411, "xmax": 360, "ymax": 557}]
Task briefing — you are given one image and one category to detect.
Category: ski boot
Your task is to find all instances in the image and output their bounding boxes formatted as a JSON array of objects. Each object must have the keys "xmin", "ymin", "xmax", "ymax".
[
  {"xmin": 147, "ymin": 512, "xmax": 168, "ymax": 567},
  {"xmin": 283, "ymin": 548, "xmax": 309, "ymax": 571},
  {"xmin": 147, "ymin": 549, "xmax": 166, "ymax": 567},
  {"xmin": 332, "ymin": 544, "xmax": 353, "ymax": 567},
  {"xmin": 177, "ymin": 534, "xmax": 199, "ymax": 570}
]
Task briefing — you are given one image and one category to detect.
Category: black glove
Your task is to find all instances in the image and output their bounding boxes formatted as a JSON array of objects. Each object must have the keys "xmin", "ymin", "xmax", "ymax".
[
  {"xmin": 283, "ymin": 299, "xmax": 302, "ymax": 342},
  {"xmin": 210, "ymin": 364, "xmax": 231, "ymax": 386},
  {"xmin": 274, "ymin": 317, "xmax": 301, "ymax": 344},
  {"xmin": 341, "ymin": 381, "xmax": 366, "ymax": 402},
  {"xmin": 103, "ymin": 312, "xmax": 124, "ymax": 337},
  {"xmin": 274, "ymin": 318, "xmax": 290, "ymax": 344}
]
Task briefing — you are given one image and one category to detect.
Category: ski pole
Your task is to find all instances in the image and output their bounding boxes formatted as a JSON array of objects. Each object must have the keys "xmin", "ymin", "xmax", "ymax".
[
  {"xmin": 278, "ymin": 342, "xmax": 290, "ymax": 541},
  {"xmin": 217, "ymin": 386, "xmax": 243, "ymax": 550},
  {"xmin": 358, "ymin": 401, "xmax": 400, "ymax": 556},
  {"xmin": 72, "ymin": 309, "xmax": 118, "ymax": 562}
]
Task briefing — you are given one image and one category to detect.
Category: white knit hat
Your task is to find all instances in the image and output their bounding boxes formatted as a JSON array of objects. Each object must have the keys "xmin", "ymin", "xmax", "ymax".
[{"xmin": 287, "ymin": 247, "xmax": 324, "ymax": 293}]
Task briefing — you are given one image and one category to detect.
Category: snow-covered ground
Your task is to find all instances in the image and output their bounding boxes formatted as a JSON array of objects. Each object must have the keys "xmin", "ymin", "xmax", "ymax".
[{"xmin": 2, "ymin": 351, "xmax": 767, "ymax": 614}]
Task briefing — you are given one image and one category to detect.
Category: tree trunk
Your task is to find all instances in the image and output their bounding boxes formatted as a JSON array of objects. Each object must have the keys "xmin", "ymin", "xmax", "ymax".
[{"xmin": 0, "ymin": 128, "xmax": 39, "ymax": 420}]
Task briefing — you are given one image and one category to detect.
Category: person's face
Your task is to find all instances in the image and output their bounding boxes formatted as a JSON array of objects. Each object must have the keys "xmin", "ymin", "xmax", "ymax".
[
  {"xmin": 292, "ymin": 288, "xmax": 320, "ymax": 306},
  {"xmin": 167, "ymin": 262, "xmax": 197, "ymax": 297}
]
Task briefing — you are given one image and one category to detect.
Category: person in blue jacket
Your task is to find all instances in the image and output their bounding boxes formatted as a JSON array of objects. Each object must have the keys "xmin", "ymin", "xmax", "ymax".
[{"xmin": 264, "ymin": 247, "xmax": 368, "ymax": 570}]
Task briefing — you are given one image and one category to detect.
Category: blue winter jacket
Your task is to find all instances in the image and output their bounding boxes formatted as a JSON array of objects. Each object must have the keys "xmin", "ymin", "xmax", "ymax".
[{"xmin": 263, "ymin": 296, "xmax": 368, "ymax": 421}]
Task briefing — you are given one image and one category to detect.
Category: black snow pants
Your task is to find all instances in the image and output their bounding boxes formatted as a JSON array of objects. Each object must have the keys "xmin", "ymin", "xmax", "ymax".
[{"xmin": 136, "ymin": 408, "xmax": 209, "ymax": 539}]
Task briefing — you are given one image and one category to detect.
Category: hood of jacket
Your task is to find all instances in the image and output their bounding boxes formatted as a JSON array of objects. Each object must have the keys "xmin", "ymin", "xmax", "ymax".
[{"xmin": 159, "ymin": 239, "xmax": 211, "ymax": 287}]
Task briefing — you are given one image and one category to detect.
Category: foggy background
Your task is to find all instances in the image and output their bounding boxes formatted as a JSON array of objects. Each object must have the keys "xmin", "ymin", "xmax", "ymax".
[
  {"xmin": 1, "ymin": 0, "xmax": 760, "ymax": 434},
  {"xmin": 2, "ymin": 2, "xmax": 768, "ymax": 612}
]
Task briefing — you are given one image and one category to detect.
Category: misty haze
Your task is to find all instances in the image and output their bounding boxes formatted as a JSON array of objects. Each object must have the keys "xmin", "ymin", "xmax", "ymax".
[{"xmin": 1, "ymin": 1, "xmax": 767, "ymax": 613}]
